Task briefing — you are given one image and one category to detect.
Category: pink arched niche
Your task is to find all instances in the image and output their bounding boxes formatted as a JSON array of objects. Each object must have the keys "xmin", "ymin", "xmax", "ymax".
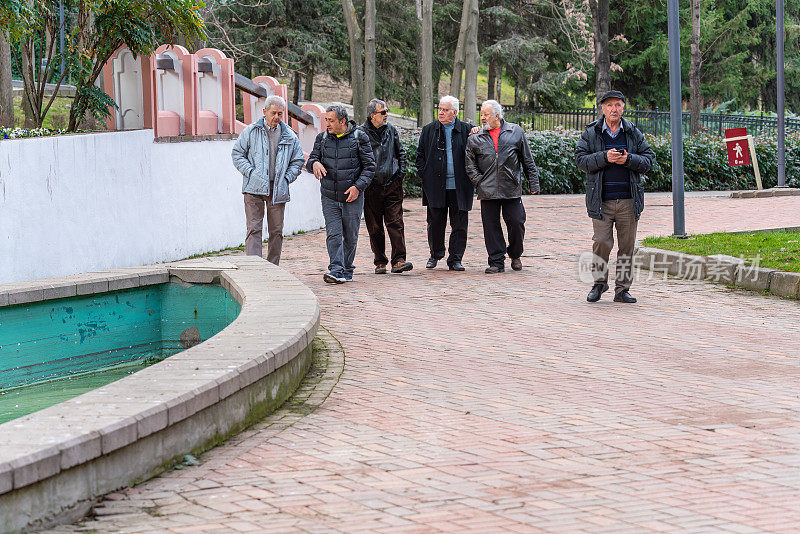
[
  {"xmin": 154, "ymin": 44, "xmax": 198, "ymax": 136},
  {"xmin": 299, "ymin": 103, "xmax": 326, "ymax": 160},
  {"xmin": 242, "ymin": 76, "xmax": 289, "ymax": 126},
  {"xmin": 102, "ymin": 46, "xmax": 155, "ymax": 131},
  {"xmin": 194, "ymin": 47, "xmax": 235, "ymax": 135}
]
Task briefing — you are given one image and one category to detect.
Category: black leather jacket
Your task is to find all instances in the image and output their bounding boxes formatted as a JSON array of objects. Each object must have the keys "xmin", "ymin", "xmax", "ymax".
[
  {"xmin": 359, "ymin": 121, "xmax": 406, "ymax": 186},
  {"xmin": 465, "ymin": 120, "xmax": 540, "ymax": 200},
  {"xmin": 574, "ymin": 117, "xmax": 654, "ymax": 220}
]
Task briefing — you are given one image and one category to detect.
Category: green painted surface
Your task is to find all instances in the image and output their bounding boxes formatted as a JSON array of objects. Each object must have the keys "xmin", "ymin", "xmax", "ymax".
[{"xmin": 0, "ymin": 282, "xmax": 240, "ymax": 423}]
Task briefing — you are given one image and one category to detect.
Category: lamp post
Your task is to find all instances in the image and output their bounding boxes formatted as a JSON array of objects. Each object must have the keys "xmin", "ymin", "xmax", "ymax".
[
  {"xmin": 667, "ymin": 0, "xmax": 686, "ymax": 237},
  {"xmin": 776, "ymin": 0, "xmax": 786, "ymax": 187}
]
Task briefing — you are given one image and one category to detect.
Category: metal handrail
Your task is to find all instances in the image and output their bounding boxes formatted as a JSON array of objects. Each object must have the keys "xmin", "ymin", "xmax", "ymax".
[{"xmin": 155, "ymin": 54, "xmax": 314, "ymax": 125}]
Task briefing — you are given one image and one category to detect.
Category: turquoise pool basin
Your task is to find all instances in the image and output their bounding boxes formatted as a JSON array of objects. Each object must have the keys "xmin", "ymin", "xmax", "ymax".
[{"xmin": 0, "ymin": 282, "xmax": 241, "ymax": 423}]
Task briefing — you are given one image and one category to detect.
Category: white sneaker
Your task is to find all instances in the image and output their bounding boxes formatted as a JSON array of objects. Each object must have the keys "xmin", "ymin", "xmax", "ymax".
[{"xmin": 323, "ymin": 272, "xmax": 347, "ymax": 284}]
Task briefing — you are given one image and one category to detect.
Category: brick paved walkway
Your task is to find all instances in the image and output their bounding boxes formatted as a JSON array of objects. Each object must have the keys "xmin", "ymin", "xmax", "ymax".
[{"xmin": 52, "ymin": 193, "xmax": 800, "ymax": 533}]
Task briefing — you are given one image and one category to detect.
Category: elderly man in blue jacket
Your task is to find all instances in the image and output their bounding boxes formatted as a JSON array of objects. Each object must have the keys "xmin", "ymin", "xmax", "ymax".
[{"xmin": 231, "ymin": 95, "xmax": 305, "ymax": 265}]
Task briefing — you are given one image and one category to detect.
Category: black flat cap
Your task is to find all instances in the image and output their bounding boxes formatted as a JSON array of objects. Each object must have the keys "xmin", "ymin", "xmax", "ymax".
[{"xmin": 599, "ymin": 90, "xmax": 626, "ymax": 103}]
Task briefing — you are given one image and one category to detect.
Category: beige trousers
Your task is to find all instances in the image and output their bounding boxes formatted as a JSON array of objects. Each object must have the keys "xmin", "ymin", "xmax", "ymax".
[
  {"xmin": 244, "ymin": 193, "xmax": 286, "ymax": 265},
  {"xmin": 591, "ymin": 198, "xmax": 638, "ymax": 294}
]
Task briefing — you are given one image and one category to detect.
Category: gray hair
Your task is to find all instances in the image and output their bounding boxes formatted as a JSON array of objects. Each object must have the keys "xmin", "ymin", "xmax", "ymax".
[
  {"xmin": 264, "ymin": 95, "xmax": 286, "ymax": 111},
  {"xmin": 367, "ymin": 98, "xmax": 387, "ymax": 118},
  {"xmin": 482, "ymin": 99, "xmax": 503, "ymax": 119},
  {"xmin": 325, "ymin": 104, "xmax": 349, "ymax": 122},
  {"xmin": 439, "ymin": 95, "xmax": 459, "ymax": 113}
]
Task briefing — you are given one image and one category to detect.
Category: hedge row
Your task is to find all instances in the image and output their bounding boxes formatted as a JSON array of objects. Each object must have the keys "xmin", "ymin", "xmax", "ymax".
[{"xmin": 399, "ymin": 129, "xmax": 800, "ymax": 197}]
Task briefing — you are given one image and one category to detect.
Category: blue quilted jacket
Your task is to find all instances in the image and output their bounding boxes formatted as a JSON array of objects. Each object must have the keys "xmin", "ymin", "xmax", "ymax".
[{"xmin": 231, "ymin": 118, "xmax": 305, "ymax": 203}]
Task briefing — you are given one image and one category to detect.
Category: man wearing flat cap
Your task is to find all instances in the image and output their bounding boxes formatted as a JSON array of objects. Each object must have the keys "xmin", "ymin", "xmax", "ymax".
[{"xmin": 575, "ymin": 90, "xmax": 655, "ymax": 304}]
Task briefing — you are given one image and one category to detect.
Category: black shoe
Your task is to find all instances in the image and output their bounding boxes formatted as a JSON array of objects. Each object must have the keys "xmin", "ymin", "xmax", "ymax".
[
  {"xmin": 613, "ymin": 290, "xmax": 637, "ymax": 303},
  {"xmin": 391, "ymin": 261, "xmax": 413, "ymax": 273},
  {"xmin": 485, "ymin": 265, "xmax": 505, "ymax": 274},
  {"xmin": 448, "ymin": 261, "xmax": 465, "ymax": 271},
  {"xmin": 511, "ymin": 257, "xmax": 522, "ymax": 271},
  {"xmin": 426, "ymin": 257, "xmax": 438, "ymax": 269},
  {"xmin": 587, "ymin": 283, "xmax": 609, "ymax": 302}
]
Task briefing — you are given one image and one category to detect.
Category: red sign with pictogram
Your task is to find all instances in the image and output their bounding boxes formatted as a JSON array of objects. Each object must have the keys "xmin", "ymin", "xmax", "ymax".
[{"xmin": 725, "ymin": 127, "xmax": 750, "ymax": 166}]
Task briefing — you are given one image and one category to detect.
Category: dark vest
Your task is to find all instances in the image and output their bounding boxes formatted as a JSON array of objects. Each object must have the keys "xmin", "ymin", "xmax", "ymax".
[{"xmin": 602, "ymin": 129, "xmax": 631, "ymax": 201}]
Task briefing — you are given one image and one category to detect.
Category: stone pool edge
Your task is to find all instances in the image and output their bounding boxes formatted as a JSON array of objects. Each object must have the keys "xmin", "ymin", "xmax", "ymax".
[{"xmin": 0, "ymin": 256, "xmax": 320, "ymax": 533}]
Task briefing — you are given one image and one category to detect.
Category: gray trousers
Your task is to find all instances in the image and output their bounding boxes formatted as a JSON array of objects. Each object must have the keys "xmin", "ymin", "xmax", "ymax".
[
  {"xmin": 321, "ymin": 194, "xmax": 364, "ymax": 279},
  {"xmin": 592, "ymin": 198, "xmax": 638, "ymax": 294},
  {"xmin": 244, "ymin": 193, "xmax": 286, "ymax": 265}
]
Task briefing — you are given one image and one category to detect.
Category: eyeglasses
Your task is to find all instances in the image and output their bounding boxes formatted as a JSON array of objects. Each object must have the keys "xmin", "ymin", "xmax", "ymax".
[{"xmin": 377, "ymin": 110, "xmax": 388, "ymax": 115}]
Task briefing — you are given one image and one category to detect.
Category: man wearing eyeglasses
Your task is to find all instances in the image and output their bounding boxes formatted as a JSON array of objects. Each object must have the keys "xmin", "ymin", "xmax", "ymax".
[
  {"xmin": 415, "ymin": 95, "xmax": 476, "ymax": 271},
  {"xmin": 358, "ymin": 99, "xmax": 412, "ymax": 275}
]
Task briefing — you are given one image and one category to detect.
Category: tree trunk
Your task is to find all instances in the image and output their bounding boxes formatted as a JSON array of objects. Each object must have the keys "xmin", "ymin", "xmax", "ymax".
[
  {"xmin": 364, "ymin": 0, "xmax": 376, "ymax": 105},
  {"xmin": 19, "ymin": 41, "xmax": 38, "ymax": 128},
  {"xmin": 487, "ymin": 57, "xmax": 496, "ymax": 100},
  {"xmin": 292, "ymin": 71, "xmax": 301, "ymax": 104},
  {"xmin": 341, "ymin": 0, "xmax": 366, "ymax": 122},
  {"xmin": 589, "ymin": 0, "xmax": 610, "ymax": 115},
  {"xmin": 463, "ymin": 0, "xmax": 479, "ymax": 124},
  {"xmin": 417, "ymin": 0, "xmax": 434, "ymax": 125},
  {"xmin": 495, "ymin": 63, "xmax": 502, "ymax": 102},
  {"xmin": 689, "ymin": 0, "xmax": 701, "ymax": 135},
  {"xmin": 450, "ymin": 0, "xmax": 471, "ymax": 98},
  {"xmin": 0, "ymin": 32, "xmax": 13, "ymax": 127},
  {"xmin": 304, "ymin": 69, "xmax": 314, "ymax": 101}
]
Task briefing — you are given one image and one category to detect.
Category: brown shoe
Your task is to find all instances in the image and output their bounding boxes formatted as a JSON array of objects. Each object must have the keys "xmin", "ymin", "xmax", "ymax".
[
  {"xmin": 391, "ymin": 260, "xmax": 413, "ymax": 273},
  {"xmin": 511, "ymin": 257, "xmax": 522, "ymax": 271},
  {"xmin": 375, "ymin": 263, "xmax": 387, "ymax": 274}
]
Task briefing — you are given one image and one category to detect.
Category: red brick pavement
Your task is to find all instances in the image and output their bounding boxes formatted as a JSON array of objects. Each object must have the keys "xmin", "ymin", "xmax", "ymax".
[{"xmin": 51, "ymin": 193, "xmax": 800, "ymax": 533}]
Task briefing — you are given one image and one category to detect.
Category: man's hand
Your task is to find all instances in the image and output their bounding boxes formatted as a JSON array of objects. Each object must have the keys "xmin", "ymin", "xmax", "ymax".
[
  {"xmin": 312, "ymin": 161, "xmax": 327, "ymax": 180},
  {"xmin": 345, "ymin": 186, "xmax": 360, "ymax": 202},
  {"xmin": 469, "ymin": 126, "xmax": 480, "ymax": 135},
  {"xmin": 606, "ymin": 149, "xmax": 627, "ymax": 164}
]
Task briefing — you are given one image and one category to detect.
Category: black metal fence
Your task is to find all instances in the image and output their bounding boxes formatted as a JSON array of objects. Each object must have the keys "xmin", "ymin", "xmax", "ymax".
[
  {"xmin": 434, "ymin": 103, "xmax": 800, "ymax": 137},
  {"xmin": 521, "ymin": 107, "xmax": 800, "ymax": 137}
]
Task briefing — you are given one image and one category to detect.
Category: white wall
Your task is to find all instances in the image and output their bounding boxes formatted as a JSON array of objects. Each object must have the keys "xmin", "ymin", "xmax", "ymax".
[{"xmin": 0, "ymin": 130, "xmax": 324, "ymax": 283}]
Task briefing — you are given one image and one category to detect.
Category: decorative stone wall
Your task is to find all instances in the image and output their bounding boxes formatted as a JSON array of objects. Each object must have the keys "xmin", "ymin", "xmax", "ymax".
[{"xmin": 0, "ymin": 130, "xmax": 324, "ymax": 284}]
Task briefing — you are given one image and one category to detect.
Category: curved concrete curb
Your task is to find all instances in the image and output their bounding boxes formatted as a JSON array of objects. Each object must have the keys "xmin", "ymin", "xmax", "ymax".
[
  {"xmin": 636, "ymin": 246, "xmax": 799, "ymax": 298},
  {"xmin": 0, "ymin": 257, "xmax": 319, "ymax": 533},
  {"xmin": 730, "ymin": 188, "xmax": 800, "ymax": 199}
]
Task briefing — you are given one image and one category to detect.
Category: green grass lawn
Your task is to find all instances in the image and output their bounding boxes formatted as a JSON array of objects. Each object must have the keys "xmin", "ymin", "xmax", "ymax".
[
  {"xmin": 642, "ymin": 230, "xmax": 800, "ymax": 273},
  {"xmin": 12, "ymin": 95, "xmax": 73, "ymax": 130}
]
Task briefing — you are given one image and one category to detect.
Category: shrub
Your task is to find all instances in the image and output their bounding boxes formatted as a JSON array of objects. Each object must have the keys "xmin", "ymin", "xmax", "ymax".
[{"xmin": 398, "ymin": 127, "xmax": 800, "ymax": 197}]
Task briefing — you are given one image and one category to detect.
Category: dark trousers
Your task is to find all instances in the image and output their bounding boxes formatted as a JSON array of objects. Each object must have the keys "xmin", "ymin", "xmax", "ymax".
[
  {"xmin": 592, "ymin": 198, "xmax": 638, "ymax": 294},
  {"xmin": 427, "ymin": 189, "xmax": 468, "ymax": 265},
  {"xmin": 480, "ymin": 197, "xmax": 526, "ymax": 268},
  {"xmin": 363, "ymin": 180, "xmax": 407, "ymax": 266}
]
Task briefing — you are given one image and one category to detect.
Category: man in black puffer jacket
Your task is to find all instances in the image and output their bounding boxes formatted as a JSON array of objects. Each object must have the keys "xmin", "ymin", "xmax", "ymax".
[
  {"xmin": 359, "ymin": 98, "xmax": 412, "ymax": 275},
  {"xmin": 307, "ymin": 105, "xmax": 375, "ymax": 284}
]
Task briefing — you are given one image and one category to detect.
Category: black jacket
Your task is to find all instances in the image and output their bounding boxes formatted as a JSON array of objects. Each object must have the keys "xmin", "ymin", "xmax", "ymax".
[
  {"xmin": 574, "ymin": 117, "xmax": 654, "ymax": 220},
  {"xmin": 465, "ymin": 120, "xmax": 540, "ymax": 200},
  {"xmin": 415, "ymin": 118, "xmax": 475, "ymax": 211},
  {"xmin": 358, "ymin": 121, "xmax": 406, "ymax": 187},
  {"xmin": 307, "ymin": 120, "xmax": 375, "ymax": 202}
]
